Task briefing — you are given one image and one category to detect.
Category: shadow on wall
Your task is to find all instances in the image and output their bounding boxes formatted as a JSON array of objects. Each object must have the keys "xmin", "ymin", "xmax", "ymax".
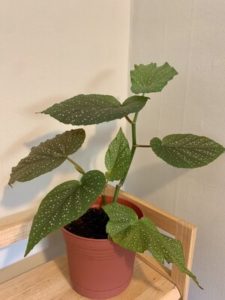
[
  {"xmin": 85, "ymin": 69, "xmax": 116, "ymax": 92},
  {"xmin": 1, "ymin": 121, "xmax": 116, "ymax": 211},
  {"xmin": 125, "ymin": 161, "xmax": 188, "ymax": 199}
]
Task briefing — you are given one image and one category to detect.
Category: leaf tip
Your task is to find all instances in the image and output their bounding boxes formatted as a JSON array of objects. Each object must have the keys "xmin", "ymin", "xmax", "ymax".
[
  {"xmin": 40, "ymin": 109, "xmax": 47, "ymax": 114},
  {"xmin": 8, "ymin": 176, "xmax": 14, "ymax": 187},
  {"xmin": 164, "ymin": 62, "xmax": 179, "ymax": 75},
  {"xmin": 24, "ymin": 242, "xmax": 32, "ymax": 257}
]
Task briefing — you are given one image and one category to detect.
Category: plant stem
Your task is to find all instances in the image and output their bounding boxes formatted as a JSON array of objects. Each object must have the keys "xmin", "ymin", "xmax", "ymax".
[
  {"xmin": 101, "ymin": 194, "xmax": 107, "ymax": 205},
  {"xmin": 66, "ymin": 157, "xmax": 85, "ymax": 175},
  {"xmin": 112, "ymin": 112, "xmax": 138, "ymax": 202},
  {"xmin": 135, "ymin": 144, "xmax": 151, "ymax": 148},
  {"xmin": 125, "ymin": 115, "xmax": 134, "ymax": 124}
]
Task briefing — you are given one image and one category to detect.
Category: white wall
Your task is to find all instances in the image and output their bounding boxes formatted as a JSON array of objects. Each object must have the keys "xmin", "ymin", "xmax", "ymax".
[
  {"xmin": 0, "ymin": 0, "xmax": 130, "ymax": 265},
  {"xmin": 127, "ymin": 1, "xmax": 225, "ymax": 299}
]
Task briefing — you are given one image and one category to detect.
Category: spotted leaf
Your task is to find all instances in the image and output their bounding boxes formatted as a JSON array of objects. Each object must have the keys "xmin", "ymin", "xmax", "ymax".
[
  {"xmin": 42, "ymin": 94, "xmax": 148, "ymax": 125},
  {"xmin": 9, "ymin": 129, "xmax": 85, "ymax": 185},
  {"xmin": 150, "ymin": 134, "xmax": 225, "ymax": 168},
  {"xmin": 105, "ymin": 128, "xmax": 131, "ymax": 181},
  {"xmin": 104, "ymin": 202, "xmax": 138, "ymax": 236},
  {"xmin": 25, "ymin": 170, "xmax": 106, "ymax": 256},
  {"xmin": 122, "ymin": 95, "xmax": 149, "ymax": 111},
  {"xmin": 104, "ymin": 203, "xmax": 201, "ymax": 288},
  {"xmin": 104, "ymin": 203, "xmax": 155, "ymax": 252},
  {"xmin": 148, "ymin": 234, "xmax": 202, "ymax": 289},
  {"xmin": 131, "ymin": 62, "xmax": 178, "ymax": 94}
]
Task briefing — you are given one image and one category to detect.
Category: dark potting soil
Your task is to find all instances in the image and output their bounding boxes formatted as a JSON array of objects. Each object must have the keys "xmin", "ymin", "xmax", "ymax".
[{"xmin": 65, "ymin": 208, "xmax": 109, "ymax": 239}]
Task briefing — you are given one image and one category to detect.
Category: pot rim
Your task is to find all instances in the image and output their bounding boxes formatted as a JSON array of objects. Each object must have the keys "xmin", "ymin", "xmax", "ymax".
[{"xmin": 62, "ymin": 226, "xmax": 111, "ymax": 242}]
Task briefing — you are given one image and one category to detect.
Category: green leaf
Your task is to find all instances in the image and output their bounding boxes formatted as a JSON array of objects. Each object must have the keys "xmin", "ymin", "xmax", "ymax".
[
  {"xmin": 25, "ymin": 170, "xmax": 106, "ymax": 256},
  {"xmin": 105, "ymin": 128, "xmax": 131, "ymax": 181},
  {"xmin": 104, "ymin": 203, "xmax": 202, "ymax": 288},
  {"xmin": 42, "ymin": 94, "xmax": 148, "ymax": 125},
  {"xmin": 130, "ymin": 62, "xmax": 178, "ymax": 94},
  {"xmin": 150, "ymin": 134, "xmax": 225, "ymax": 168},
  {"xmin": 9, "ymin": 129, "xmax": 85, "ymax": 185},
  {"xmin": 148, "ymin": 234, "xmax": 203, "ymax": 289},
  {"xmin": 104, "ymin": 203, "xmax": 150, "ymax": 252},
  {"xmin": 104, "ymin": 202, "xmax": 138, "ymax": 235},
  {"xmin": 111, "ymin": 218, "xmax": 152, "ymax": 253},
  {"xmin": 122, "ymin": 95, "xmax": 149, "ymax": 112},
  {"xmin": 104, "ymin": 203, "xmax": 165, "ymax": 253}
]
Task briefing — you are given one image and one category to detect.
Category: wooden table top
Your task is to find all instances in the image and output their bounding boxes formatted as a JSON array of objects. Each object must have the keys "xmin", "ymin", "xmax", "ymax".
[{"xmin": 0, "ymin": 255, "xmax": 180, "ymax": 300}]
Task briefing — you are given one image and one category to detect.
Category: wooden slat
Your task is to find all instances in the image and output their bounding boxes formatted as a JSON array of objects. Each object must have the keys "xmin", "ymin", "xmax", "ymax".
[
  {"xmin": 0, "ymin": 251, "xmax": 50, "ymax": 284},
  {"xmin": 0, "ymin": 255, "xmax": 180, "ymax": 300},
  {"xmin": 0, "ymin": 209, "xmax": 33, "ymax": 248},
  {"xmin": 171, "ymin": 220, "xmax": 197, "ymax": 300},
  {"xmin": 137, "ymin": 253, "xmax": 171, "ymax": 280}
]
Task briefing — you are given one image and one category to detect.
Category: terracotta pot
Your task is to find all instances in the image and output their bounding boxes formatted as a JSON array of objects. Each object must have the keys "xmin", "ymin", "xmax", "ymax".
[{"xmin": 62, "ymin": 196, "xmax": 142, "ymax": 299}]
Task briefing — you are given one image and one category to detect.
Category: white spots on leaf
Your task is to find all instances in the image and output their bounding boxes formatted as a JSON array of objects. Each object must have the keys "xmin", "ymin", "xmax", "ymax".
[
  {"xmin": 105, "ymin": 129, "xmax": 131, "ymax": 181},
  {"xmin": 9, "ymin": 129, "xmax": 85, "ymax": 185},
  {"xmin": 151, "ymin": 134, "xmax": 224, "ymax": 168},
  {"xmin": 26, "ymin": 170, "xmax": 106, "ymax": 255},
  {"xmin": 43, "ymin": 94, "xmax": 146, "ymax": 126}
]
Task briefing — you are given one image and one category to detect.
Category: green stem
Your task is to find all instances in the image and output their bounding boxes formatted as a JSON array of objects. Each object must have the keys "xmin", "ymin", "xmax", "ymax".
[
  {"xmin": 101, "ymin": 194, "xmax": 107, "ymax": 205},
  {"xmin": 125, "ymin": 115, "xmax": 134, "ymax": 124},
  {"xmin": 135, "ymin": 144, "xmax": 151, "ymax": 148},
  {"xmin": 112, "ymin": 112, "xmax": 138, "ymax": 202},
  {"xmin": 66, "ymin": 157, "xmax": 85, "ymax": 175}
]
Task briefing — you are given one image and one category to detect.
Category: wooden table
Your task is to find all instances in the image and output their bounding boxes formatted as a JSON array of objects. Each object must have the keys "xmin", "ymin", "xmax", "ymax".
[{"xmin": 0, "ymin": 255, "xmax": 180, "ymax": 300}]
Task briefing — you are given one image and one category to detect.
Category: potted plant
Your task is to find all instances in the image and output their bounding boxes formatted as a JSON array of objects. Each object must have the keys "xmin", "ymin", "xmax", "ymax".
[{"xmin": 9, "ymin": 62, "xmax": 224, "ymax": 298}]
